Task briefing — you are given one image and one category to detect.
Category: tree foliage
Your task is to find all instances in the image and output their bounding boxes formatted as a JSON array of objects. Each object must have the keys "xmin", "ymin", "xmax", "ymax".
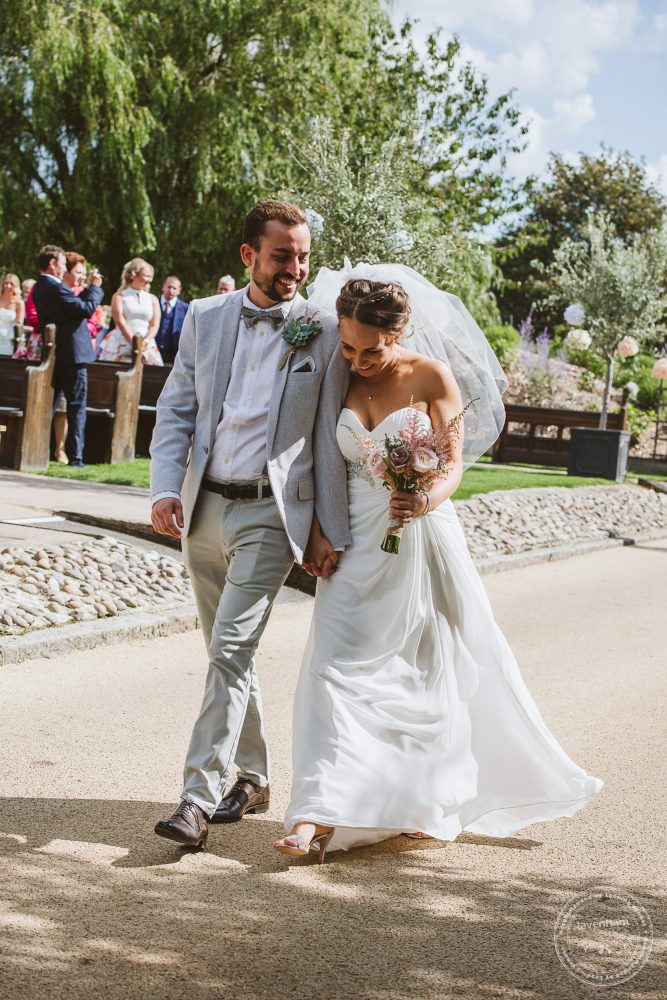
[
  {"xmin": 0, "ymin": 1, "xmax": 525, "ymax": 296},
  {"xmin": 497, "ymin": 149, "xmax": 667, "ymax": 330},
  {"xmin": 547, "ymin": 214, "xmax": 667, "ymax": 427}
]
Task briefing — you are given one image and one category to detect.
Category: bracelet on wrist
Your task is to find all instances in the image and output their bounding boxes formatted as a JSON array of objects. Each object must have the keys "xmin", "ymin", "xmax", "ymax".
[{"xmin": 420, "ymin": 491, "xmax": 431, "ymax": 515}]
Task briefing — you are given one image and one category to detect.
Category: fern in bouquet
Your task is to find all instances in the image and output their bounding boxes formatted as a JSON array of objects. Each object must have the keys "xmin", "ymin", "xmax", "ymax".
[{"xmin": 346, "ymin": 401, "xmax": 476, "ymax": 554}]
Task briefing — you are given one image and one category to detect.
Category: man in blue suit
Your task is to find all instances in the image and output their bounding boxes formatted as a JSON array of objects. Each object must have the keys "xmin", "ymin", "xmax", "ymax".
[
  {"xmin": 156, "ymin": 275, "xmax": 188, "ymax": 365},
  {"xmin": 32, "ymin": 245, "xmax": 104, "ymax": 466}
]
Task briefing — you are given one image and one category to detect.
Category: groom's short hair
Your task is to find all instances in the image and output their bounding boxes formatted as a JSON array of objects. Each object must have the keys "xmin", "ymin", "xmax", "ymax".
[{"xmin": 243, "ymin": 200, "xmax": 308, "ymax": 250}]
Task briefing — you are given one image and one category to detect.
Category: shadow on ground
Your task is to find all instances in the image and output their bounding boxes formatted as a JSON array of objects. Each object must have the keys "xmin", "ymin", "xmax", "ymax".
[{"xmin": 1, "ymin": 798, "xmax": 664, "ymax": 1000}]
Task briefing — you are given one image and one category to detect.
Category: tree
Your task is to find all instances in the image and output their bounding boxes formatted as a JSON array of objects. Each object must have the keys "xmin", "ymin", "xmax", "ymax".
[
  {"xmin": 284, "ymin": 119, "xmax": 504, "ymax": 329},
  {"xmin": 548, "ymin": 214, "xmax": 667, "ymax": 428},
  {"xmin": 0, "ymin": 1, "xmax": 526, "ymax": 297},
  {"xmin": 497, "ymin": 150, "xmax": 666, "ymax": 330}
]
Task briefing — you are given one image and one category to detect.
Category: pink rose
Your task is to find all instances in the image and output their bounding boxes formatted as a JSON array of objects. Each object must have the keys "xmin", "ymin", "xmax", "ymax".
[
  {"xmin": 651, "ymin": 357, "xmax": 667, "ymax": 379},
  {"xmin": 368, "ymin": 449, "xmax": 387, "ymax": 477},
  {"xmin": 413, "ymin": 446, "xmax": 439, "ymax": 473},
  {"xmin": 390, "ymin": 445, "xmax": 411, "ymax": 470}
]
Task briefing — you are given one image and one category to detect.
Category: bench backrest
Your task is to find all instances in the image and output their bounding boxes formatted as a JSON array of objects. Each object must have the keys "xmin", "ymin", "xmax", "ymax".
[
  {"xmin": 140, "ymin": 363, "xmax": 172, "ymax": 406},
  {"xmin": 0, "ymin": 359, "xmax": 32, "ymax": 407},
  {"xmin": 0, "ymin": 324, "xmax": 56, "ymax": 471},
  {"xmin": 493, "ymin": 401, "xmax": 628, "ymax": 465}
]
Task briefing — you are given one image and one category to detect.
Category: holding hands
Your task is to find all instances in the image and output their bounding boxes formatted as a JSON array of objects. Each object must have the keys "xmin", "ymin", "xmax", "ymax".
[{"xmin": 302, "ymin": 517, "xmax": 339, "ymax": 578}]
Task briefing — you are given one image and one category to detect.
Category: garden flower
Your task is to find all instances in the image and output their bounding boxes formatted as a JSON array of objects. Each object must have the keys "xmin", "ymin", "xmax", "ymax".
[
  {"xmin": 651, "ymin": 358, "xmax": 667, "ymax": 379},
  {"xmin": 565, "ymin": 328, "xmax": 592, "ymax": 351},
  {"xmin": 564, "ymin": 303, "xmax": 585, "ymax": 326},
  {"xmin": 624, "ymin": 381, "xmax": 639, "ymax": 398},
  {"xmin": 617, "ymin": 336, "xmax": 639, "ymax": 357},
  {"xmin": 304, "ymin": 208, "xmax": 324, "ymax": 238}
]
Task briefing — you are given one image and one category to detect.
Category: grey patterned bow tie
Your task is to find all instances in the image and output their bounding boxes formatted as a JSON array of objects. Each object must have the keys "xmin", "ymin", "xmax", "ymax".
[{"xmin": 240, "ymin": 305, "xmax": 284, "ymax": 330}]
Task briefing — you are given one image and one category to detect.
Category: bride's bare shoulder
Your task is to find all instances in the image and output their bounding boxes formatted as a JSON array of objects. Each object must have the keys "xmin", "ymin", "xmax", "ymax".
[{"xmin": 404, "ymin": 352, "xmax": 453, "ymax": 383}]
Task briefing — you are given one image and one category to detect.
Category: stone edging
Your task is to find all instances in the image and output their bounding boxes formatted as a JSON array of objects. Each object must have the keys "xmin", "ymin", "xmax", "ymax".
[{"xmin": 0, "ymin": 604, "xmax": 198, "ymax": 666}]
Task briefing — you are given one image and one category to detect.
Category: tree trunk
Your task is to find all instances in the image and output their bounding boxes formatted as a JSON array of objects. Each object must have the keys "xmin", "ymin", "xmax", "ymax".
[{"xmin": 599, "ymin": 353, "xmax": 614, "ymax": 430}]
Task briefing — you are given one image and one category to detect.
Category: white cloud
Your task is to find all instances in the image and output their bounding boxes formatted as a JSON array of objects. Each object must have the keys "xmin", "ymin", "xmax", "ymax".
[
  {"xmin": 388, "ymin": 0, "xmax": 645, "ymax": 179},
  {"xmin": 646, "ymin": 154, "xmax": 667, "ymax": 198},
  {"xmin": 552, "ymin": 93, "xmax": 596, "ymax": 135}
]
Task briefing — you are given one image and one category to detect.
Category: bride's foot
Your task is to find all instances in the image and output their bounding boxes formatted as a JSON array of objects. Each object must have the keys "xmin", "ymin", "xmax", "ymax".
[
  {"xmin": 273, "ymin": 822, "xmax": 334, "ymax": 864},
  {"xmin": 405, "ymin": 831, "xmax": 433, "ymax": 840}
]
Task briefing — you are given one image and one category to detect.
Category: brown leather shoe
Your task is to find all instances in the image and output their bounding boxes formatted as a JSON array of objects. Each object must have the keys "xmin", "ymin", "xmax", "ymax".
[
  {"xmin": 154, "ymin": 800, "xmax": 209, "ymax": 848},
  {"xmin": 210, "ymin": 778, "xmax": 270, "ymax": 823}
]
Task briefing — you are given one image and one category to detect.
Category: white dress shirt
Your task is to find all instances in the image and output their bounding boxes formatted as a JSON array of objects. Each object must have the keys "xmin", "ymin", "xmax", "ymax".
[
  {"xmin": 151, "ymin": 291, "xmax": 293, "ymax": 503},
  {"xmin": 207, "ymin": 291, "xmax": 293, "ymax": 482},
  {"xmin": 161, "ymin": 295, "xmax": 178, "ymax": 313}
]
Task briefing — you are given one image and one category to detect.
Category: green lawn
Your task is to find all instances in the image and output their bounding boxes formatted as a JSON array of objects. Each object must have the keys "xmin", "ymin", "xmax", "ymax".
[
  {"xmin": 37, "ymin": 458, "xmax": 632, "ymax": 498},
  {"xmin": 454, "ymin": 465, "xmax": 618, "ymax": 500},
  {"xmin": 38, "ymin": 459, "xmax": 151, "ymax": 488}
]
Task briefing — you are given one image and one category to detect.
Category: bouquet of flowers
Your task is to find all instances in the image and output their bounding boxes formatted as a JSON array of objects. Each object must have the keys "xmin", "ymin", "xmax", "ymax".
[{"xmin": 347, "ymin": 401, "xmax": 475, "ymax": 554}]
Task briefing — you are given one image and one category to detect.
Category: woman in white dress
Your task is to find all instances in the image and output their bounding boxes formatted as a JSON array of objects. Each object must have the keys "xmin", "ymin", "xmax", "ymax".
[
  {"xmin": 99, "ymin": 257, "xmax": 163, "ymax": 365},
  {"xmin": 0, "ymin": 273, "xmax": 25, "ymax": 355},
  {"xmin": 274, "ymin": 265, "xmax": 603, "ymax": 863}
]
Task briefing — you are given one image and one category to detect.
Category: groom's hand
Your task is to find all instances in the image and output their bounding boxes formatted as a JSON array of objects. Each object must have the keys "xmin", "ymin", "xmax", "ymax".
[
  {"xmin": 302, "ymin": 532, "xmax": 339, "ymax": 578},
  {"xmin": 152, "ymin": 498, "xmax": 184, "ymax": 538}
]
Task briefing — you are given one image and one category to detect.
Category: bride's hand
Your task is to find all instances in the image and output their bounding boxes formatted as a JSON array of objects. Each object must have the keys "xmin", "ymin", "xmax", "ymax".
[
  {"xmin": 389, "ymin": 491, "xmax": 428, "ymax": 523},
  {"xmin": 303, "ymin": 525, "xmax": 339, "ymax": 577}
]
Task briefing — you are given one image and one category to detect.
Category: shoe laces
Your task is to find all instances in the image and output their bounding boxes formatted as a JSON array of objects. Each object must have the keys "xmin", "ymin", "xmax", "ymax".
[{"xmin": 174, "ymin": 800, "xmax": 199, "ymax": 820}]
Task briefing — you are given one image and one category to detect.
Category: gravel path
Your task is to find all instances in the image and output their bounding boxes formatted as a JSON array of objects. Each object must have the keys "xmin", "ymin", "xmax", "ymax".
[{"xmin": 0, "ymin": 540, "xmax": 664, "ymax": 999}]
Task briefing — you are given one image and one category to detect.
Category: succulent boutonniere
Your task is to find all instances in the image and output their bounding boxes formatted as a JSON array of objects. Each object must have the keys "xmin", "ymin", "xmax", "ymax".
[{"xmin": 278, "ymin": 315, "xmax": 323, "ymax": 370}]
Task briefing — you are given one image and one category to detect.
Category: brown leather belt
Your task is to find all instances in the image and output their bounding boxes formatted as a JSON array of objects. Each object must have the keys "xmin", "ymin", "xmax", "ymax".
[{"xmin": 202, "ymin": 477, "xmax": 273, "ymax": 500}]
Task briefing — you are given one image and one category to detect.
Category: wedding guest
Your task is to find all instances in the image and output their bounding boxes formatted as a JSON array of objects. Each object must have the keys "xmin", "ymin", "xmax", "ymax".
[
  {"xmin": 99, "ymin": 257, "xmax": 163, "ymax": 365},
  {"xmin": 156, "ymin": 275, "xmax": 188, "ymax": 364},
  {"xmin": 63, "ymin": 252, "xmax": 105, "ymax": 345},
  {"xmin": 24, "ymin": 279, "xmax": 38, "ymax": 329},
  {"xmin": 0, "ymin": 273, "xmax": 25, "ymax": 355},
  {"xmin": 32, "ymin": 244, "xmax": 104, "ymax": 467},
  {"xmin": 217, "ymin": 274, "xmax": 235, "ymax": 295}
]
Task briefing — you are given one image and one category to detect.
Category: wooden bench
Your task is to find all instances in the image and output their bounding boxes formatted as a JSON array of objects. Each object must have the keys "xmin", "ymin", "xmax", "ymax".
[
  {"xmin": 83, "ymin": 336, "xmax": 143, "ymax": 464},
  {"xmin": 0, "ymin": 324, "xmax": 55, "ymax": 472},
  {"xmin": 136, "ymin": 363, "xmax": 172, "ymax": 457},
  {"xmin": 492, "ymin": 401, "xmax": 628, "ymax": 466}
]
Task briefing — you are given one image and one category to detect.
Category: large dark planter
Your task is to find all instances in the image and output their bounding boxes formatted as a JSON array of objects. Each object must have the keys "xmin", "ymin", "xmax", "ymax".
[{"xmin": 568, "ymin": 427, "xmax": 631, "ymax": 482}]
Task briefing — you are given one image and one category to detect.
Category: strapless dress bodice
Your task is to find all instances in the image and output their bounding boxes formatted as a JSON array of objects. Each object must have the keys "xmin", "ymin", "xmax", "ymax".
[{"xmin": 337, "ymin": 406, "xmax": 432, "ymax": 486}]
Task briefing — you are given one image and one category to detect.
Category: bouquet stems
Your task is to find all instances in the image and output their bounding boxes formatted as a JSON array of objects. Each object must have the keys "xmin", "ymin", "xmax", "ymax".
[{"xmin": 381, "ymin": 516, "xmax": 403, "ymax": 554}]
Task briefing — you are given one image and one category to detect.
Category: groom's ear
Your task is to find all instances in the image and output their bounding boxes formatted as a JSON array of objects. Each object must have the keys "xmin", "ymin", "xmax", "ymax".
[{"xmin": 240, "ymin": 243, "xmax": 255, "ymax": 269}]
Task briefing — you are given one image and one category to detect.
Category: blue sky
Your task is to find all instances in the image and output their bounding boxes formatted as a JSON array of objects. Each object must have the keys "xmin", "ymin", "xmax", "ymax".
[{"xmin": 388, "ymin": 0, "xmax": 667, "ymax": 194}]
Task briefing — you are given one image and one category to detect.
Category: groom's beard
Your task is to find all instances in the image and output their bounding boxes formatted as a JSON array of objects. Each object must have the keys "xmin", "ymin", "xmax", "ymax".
[{"xmin": 250, "ymin": 263, "xmax": 306, "ymax": 303}]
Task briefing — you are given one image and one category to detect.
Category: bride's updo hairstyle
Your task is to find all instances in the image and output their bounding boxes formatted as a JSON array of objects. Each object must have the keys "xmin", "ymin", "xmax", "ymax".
[{"xmin": 336, "ymin": 279, "xmax": 411, "ymax": 340}]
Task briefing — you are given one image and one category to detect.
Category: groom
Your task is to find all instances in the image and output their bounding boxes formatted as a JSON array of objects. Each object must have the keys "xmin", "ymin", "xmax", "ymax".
[{"xmin": 151, "ymin": 200, "xmax": 351, "ymax": 848}]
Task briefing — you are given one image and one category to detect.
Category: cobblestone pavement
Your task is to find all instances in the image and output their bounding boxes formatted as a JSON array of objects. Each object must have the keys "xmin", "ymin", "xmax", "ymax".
[{"xmin": 0, "ymin": 538, "xmax": 190, "ymax": 636}]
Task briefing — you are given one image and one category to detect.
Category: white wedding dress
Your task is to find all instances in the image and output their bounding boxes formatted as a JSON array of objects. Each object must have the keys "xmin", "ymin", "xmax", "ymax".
[{"xmin": 284, "ymin": 406, "xmax": 604, "ymax": 854}]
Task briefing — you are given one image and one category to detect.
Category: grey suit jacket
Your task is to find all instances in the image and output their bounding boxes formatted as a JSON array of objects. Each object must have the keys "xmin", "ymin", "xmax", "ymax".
[{"xmin": 149, "ymin": 287, "xmax": 351, "ymax": 563}]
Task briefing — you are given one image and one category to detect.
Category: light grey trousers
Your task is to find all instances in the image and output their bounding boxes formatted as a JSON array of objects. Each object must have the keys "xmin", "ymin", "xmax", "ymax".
[{"xmin": 180, "ymin": 489, "xmax": 294, "ymax": 815}]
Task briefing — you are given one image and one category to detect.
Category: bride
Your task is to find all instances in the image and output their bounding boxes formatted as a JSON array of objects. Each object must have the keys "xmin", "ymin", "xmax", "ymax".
[{"xmin": 273, "ymin": 262, "xmax": 604, "ymax": 863}]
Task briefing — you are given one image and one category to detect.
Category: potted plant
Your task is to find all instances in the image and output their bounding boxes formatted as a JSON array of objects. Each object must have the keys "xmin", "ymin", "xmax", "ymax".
[{"xmin": 549, "ymin": 214, "xmax": 667, "ymax": 481}]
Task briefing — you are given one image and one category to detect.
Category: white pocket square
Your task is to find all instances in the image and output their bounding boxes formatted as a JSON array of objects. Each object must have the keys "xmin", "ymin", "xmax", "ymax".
[{"xmin": 291, "ymin": 356, "xmax": 316, "ymax": 373}]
